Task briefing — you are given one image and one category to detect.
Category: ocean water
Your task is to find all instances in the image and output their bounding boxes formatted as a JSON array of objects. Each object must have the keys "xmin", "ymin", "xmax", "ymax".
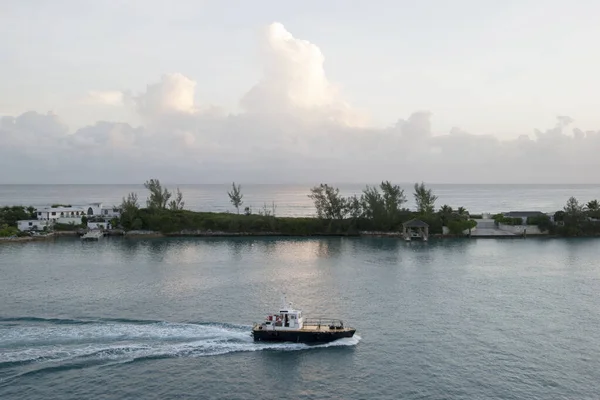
[
  {"xmin": 1, "ymin": 236, "xmax": 600, "ymax": 399},
  {"xmin": 1, "ymin": 183, "xmax": 600, "ymax": 216}
]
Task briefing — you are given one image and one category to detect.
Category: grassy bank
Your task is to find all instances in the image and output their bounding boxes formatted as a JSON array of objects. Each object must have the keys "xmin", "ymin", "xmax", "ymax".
[{"xmin": 117, "ymin": 206, "xmax": 469, "ymax": 237}]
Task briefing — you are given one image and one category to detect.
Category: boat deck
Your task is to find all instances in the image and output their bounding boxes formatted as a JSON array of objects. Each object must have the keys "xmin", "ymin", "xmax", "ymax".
[
  {"xmin": 253, "ymin": 323, "xmax": 354, "ymax": 333},
  {"xmin": 300, "ymin": 325, "xmax": 355, "ymax": 333}
]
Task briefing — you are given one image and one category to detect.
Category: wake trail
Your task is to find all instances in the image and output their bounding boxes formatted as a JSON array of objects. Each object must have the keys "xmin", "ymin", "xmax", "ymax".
[{"xmin": 0, "ymin": 316, "xmax": 360, "ymax": 383}]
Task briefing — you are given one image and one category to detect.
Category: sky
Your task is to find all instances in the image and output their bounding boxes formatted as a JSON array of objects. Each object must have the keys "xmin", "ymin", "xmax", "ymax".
[{"xmin": 1, "ymin": 0, "xmax": 600, "ymax": 184}]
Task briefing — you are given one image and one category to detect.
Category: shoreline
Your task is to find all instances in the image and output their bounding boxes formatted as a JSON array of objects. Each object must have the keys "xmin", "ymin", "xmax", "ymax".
[{"xmin": 2, "ymin": 230, "xmax": 599, "ymax": 244}]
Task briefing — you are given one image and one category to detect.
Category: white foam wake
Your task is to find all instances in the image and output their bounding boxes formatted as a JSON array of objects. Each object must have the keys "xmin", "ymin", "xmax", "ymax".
[{"xmin": 0, "ymin": 320, "xmax": 361, "ymax": 367}]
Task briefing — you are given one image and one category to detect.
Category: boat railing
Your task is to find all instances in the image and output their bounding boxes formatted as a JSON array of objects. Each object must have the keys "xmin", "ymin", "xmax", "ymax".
[{"xmin": 302, "ymin": 318, "xmax": 345, "ymax": 328}]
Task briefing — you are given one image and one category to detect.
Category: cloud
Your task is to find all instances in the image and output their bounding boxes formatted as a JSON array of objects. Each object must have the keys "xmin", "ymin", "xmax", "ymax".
[
  {"xmin": 1, "ymin": 22, "xmax": 600, "ymax": 184},
  {"xmin": 134, "ymin": 73, "xmax": 197, "ymax": 117},
  {"xmin": 85, "ymin": 90, "xmax": 126, "ymax": 106},
  {"xmin": 240, "ymin": 22, "xmax": 368, "ymax": 127}
]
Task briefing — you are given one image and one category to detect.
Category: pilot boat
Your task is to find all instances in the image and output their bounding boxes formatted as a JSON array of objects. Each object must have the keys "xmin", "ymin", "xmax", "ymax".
[{"xmin": 252, "ymin": 295, "xmax": 356, "ymax": 344}]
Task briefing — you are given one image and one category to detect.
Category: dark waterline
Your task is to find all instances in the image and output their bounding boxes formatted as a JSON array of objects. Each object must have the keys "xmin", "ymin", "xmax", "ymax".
[{"xmin": 1, "ymin": 236, "xmax": 600, "ymax": 399}]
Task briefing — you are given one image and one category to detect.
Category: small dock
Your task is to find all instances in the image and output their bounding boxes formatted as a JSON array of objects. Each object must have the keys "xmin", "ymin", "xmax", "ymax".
[
  {"xmin": 81, "ymin": 230, "xmax": 104, "ymax": 241},
  {"xmin": 402, "ymin": 219, "xmax": 429, "ymax": 242}
]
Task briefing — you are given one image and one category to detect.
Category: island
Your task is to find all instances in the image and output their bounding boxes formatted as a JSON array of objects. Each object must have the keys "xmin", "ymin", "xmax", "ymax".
[{"xmin": 2, "ymin": 179, "xmax": 600, "ymax": 242}]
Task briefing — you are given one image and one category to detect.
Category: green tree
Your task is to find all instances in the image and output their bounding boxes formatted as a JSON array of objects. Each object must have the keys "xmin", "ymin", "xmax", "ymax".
[
  {"xmin": 380, "ymin": 180, "xmax": 407, "ymax": 218},
  {"xmin": 586, "ymin": 199, "xmax": 599, "ymax": 211},
  {"xmin": 227, "ymin": 182, "xmax": 244, "ymax": 214},
  {"xmin": 562, "ymin": 196, "xmax": 586, "ymax": 236},
  {"xmin": 564, "ymin": 196, "xmax": 584, "ymax": 219},
  {"xmin": 359, "ymin": 181, "xmax": 408, "ymax": 230},
  {"xmin": 308, "ymin": 184, "xmax": 348, "ymax": 220},
  {"xmin": 346, "ymin": 195, "xmax": 363, "ymax": 220},
  {"xmin": 438, "ymin": 204, "xmax": 453, "ymax": 225},
  {"xmin": 0, "ymin": 206, "xmax": 31, "ymax": 228},
  {"xmin": 439, "ymin": 204, "xmax": 453, "ymax": 214},
  {"xmin": 413, "ymin": 182, "xmax": 438, "ymax": 214},
  {"xmin": 456, "ymin": 206, "xmax": 469, "ymax": 217},
  {"xmin": 119, "ymin": 192, "xmax": 140, "ymax": 230},
  {"xmin": 144, "ymin": 179, "xmax": 171, "ymax": 210},
  {"xmin": 26, "ymin": 206, "xmax": 36, "ymax": 219},
  {"xmin": 168, "ymin": 187, "xmax": 185, "ymax": 211},
  {"xmin": 447, "ymin": 219, "xmax": 477, "ymax": 235},
  {"xmin": 121, "ymin": 192, "xmax": 139, "ymax": 213},
  {"xmin": 586, "ymin": 199, "xmax": 600, "ymax": 219}
]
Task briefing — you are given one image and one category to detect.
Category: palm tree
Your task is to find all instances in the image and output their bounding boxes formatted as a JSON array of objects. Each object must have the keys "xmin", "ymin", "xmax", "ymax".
[
  {"xmin": 438, "ymin": 204, "xmax": 453, "ymax": 226},
  {"xmin": 456, "ymin": 207, "xmax": 469, "ymax": 217},
  {"xmin": 439, "ymin": 205, "xmax": 453, "ymax": 214},
  {"xmin": 586, "ymin": 199, "xmax": 600, "ymax": 219},
  {"xmin": 586, "ymin": 199, "xmax": 599, "ymax": 211}
]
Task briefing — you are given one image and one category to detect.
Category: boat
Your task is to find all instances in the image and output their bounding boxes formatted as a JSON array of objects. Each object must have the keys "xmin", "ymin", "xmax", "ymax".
[
  {"xmin": 251, "ymin": 295, "xmax": 356, "ymax": 344},
  {"xmin": 81, "ymin": 230, "xmax": 104, "ymax": 241}
]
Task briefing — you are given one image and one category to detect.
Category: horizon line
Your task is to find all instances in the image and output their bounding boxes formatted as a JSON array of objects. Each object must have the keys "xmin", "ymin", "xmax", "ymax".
[{"xmin": 1, "ymin": 182, "xmax": 600, "ymax": 186}]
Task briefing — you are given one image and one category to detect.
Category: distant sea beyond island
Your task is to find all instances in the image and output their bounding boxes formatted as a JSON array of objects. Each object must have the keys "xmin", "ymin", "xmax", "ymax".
[{"xmin": 1, "ymin": 183, "xmax": 599, "ymax": 216}]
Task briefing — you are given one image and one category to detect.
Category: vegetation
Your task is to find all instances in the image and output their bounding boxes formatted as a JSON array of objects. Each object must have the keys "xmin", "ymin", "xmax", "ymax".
[
  {"xmin": 551, "ymin": 196, "xmax": 600, "ymax": 236},
  {"xmin": 144, "ymin": 179, "xmax": 172, "ymax": 210},
  {"xmin": 0, "ymin": 224, "xmax": 19, "ymax": 237},
  {"xmin": 414, "ymin": 182, "xmax": 438, "ymax": 215},
  {"xmin": 0, "ymin": 206, "xmax": 35, "ymax": 227},
  {"xmin": 169, "ymin": 188, "xmax": 185, "ymax": 211},
  {"xmin": 53, "ymin": 222, "xmax": 86, "ymax": 231},
  {"xmin": 113, "ymin": 179, "xmax": 478, "ymax": 237},
  {"xmin": 5, "ymin": 179, "xmax": 600, "ymax": 240},
  {"xmin": 447, "ymin": 219, "xmax": 477, "ymax": 235},
  {"xmin": 227, "ymin": 182, "xmax": 244, "ymax": 214},
  {"xmin": 493, "ymin": 214, "xmax": 522, "ymax": 226}
]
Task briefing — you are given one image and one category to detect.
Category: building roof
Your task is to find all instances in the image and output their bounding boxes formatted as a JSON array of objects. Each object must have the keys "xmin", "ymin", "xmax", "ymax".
[
  {"xmin": 36, "ymin": 203, "xmax": 106, "ymax": 213},
  {"xmin": 503, "ymin": 211, "xmax": 545, "ymax": 218},
  {"xmin": 37, "ymin": 206, "xmax": 86, "ymax": 213},
  {"xmin": 402, "ymin": 218, "xmax": 429, "ymax": 228}
]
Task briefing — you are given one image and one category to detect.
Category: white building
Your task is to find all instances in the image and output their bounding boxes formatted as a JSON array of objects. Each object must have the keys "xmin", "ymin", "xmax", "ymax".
[
  {"xmin": 35, "ymin": 203, "xmax": 121, "ymax": 221},
  {"xmin": 100, "ymin": 206, "xmax": 121, "ymax": 219},
  {"xmin": 17, "ymin": 219, "xmax": 52, "ymax": 232},
  {"xmin": 36, "ymin": 206, "xmax": 86, "ymax": 221}
]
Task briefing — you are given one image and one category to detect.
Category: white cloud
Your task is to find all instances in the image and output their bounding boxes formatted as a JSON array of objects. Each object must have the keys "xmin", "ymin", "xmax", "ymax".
[
  {"xmin": 240, "ymin": 22, "xmax": 368, "ymax": 127},
  {"xmin": 2, "ymin": 22, "xmax": 600, "ymax": 184},
  {"xmin": 134, "ymin": 73, "xmax": 197, "ymax": 117},
  {"xmin": 85, "ymin": 90, "xmax": 126, "ymax": 106}
]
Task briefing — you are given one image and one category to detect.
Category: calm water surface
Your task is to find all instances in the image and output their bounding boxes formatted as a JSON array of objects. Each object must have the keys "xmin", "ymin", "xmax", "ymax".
[
  {"xmin": 2, "ymin": 183, "xmax": 600, "ymax": 215},
  {"xmin": 1, "ymin": 237, "xmax": 600, "ymax": 399}
]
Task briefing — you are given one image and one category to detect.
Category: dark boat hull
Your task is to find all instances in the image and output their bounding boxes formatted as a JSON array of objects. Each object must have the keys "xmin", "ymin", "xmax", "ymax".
[{"xmin": 252, "ymin": 328, "xmax": 356, "ymax": 344}]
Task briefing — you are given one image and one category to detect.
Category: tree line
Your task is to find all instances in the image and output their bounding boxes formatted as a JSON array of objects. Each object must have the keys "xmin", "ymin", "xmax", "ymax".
[{"xmin": 114, "ymin": 179, "xmax": 476, "ymax": 235}]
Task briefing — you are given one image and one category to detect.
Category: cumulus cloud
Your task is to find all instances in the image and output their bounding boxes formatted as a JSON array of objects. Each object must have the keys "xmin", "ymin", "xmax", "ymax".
[
  {"xmin": 240, "ymin": 22, "xmax": 368, "ymax": 127},
  {"xmin": 85, "ymin": 90, "xmax": 126, "ymax": 106},
  {"xmin": 134, "ymin": 73, "xmax": 197, "ymax": 117},
  {"xmin": 1, "ymin": 22, "xmax": 600, "ymax": 184}
]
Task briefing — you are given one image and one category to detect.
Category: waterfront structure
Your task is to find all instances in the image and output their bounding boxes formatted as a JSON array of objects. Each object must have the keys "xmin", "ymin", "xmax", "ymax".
[
  {"xmin": 16, "ymin": 202, "xmax": 121, "ymax": 232},
  {"xmin": 35, "ymin": 203, "xmax": 120, "ymax": 222},
  {"xmin": 17, "ymin": 219, "xmax": 52, "ymax": 232},
  {"xmin": 402, "ymin": 219, "xmax": 429, "ymax": 241},
  {"xmin": 36, "ymin": 206, "xmax": 86, "ymax": 221}
]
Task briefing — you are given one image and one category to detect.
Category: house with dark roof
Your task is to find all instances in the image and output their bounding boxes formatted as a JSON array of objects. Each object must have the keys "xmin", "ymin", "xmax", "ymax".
[{"xmin": 402, "ymin": 219, "xmax": 429, "ymax": 241}]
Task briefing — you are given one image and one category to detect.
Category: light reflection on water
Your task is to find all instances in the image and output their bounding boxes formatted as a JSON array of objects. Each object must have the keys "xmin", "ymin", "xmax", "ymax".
[{"xmin": 2, "ymin": 236, "xmax": 600, "ymax": 399}]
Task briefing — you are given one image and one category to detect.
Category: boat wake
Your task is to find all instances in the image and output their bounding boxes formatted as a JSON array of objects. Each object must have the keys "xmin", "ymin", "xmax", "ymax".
[{"xmin": 0, "ymin": 316, "xmax": 360, "ymax": 382}]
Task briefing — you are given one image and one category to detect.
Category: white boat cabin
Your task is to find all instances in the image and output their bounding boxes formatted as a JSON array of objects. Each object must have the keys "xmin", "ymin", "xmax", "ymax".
[{"xmin": 261, "ymin": 295, "xmax": 304, "ymax": 331}]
